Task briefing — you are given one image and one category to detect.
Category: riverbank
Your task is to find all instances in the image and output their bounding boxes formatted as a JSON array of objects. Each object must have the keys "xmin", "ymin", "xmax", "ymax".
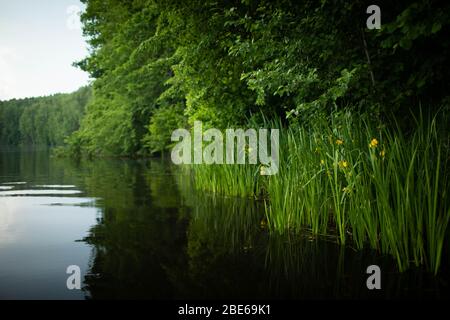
[{"xmin": 187, "ymin": 109, "xmax": 450, "ymax": 274}]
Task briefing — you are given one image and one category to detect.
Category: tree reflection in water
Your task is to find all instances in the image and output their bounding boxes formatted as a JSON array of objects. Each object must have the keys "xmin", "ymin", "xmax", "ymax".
[{"xmin": 79, "ymin": 159, "xmax": 449, "ymax": 299}]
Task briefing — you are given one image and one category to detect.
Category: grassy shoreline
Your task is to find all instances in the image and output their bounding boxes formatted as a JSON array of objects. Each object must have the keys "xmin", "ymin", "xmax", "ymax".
[{"xmin": 186, "ymin": 110, "xmax": 450, "ymax": 274}]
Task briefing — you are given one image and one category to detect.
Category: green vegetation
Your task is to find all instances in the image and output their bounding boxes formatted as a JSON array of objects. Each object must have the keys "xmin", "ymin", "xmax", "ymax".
[
  {"xmin": 68, "ymin": 0, "xmax": 450, "ymax": 157},
  {"xmin": 191, "ymin": 110, "xmax": 449, "ymax": 273},
  {"xmin": 2, "ymin": 0, "xmax": 450, "ymax": 273},
  {"xmin": 0, "ymin": 86, "xmax": 91, "ymax": 146}
]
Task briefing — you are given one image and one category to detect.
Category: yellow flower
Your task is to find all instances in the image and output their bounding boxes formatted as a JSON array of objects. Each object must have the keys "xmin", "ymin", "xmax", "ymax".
[
  {"xmin": 380, "ymin": 149, "xmax": 386, "ymax": 158},
  {"xmin": 260, "ymin": 166, "xmax": 267, "ymax": 175},
  {"xmin": 260, "ymin": 219, "xmax": 267, "ymax": 228},
  {"xmin": 338, "ymin": 160, "xmax": 349, "ymax": 169},
  {"xmin": 369, "ymin": 138, "xmax": 379, "ymax": 148},
  {"xmin": 336, "ymin": 139, "xmax": 344, "ymax": 145},
  {"xmin": 320, "ymin": 159, "xmax": 325, "ymax": 165}
]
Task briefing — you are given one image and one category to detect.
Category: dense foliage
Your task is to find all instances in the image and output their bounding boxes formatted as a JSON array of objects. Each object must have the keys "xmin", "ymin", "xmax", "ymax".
[
  {"xmin": 2, "ymin": 0, "xmax": 449, "ymax": 273},
  {"xmin": 69, "ymin": 0, "xmax": 450, "ymax": 156},
  {"xmin": 0, "ymin": 86, "xmax": 91, "ymax": 146}
]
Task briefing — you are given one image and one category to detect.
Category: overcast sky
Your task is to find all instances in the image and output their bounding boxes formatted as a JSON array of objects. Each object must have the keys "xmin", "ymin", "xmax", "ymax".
[{"xmin": 0, "ymin": 0, "xmax": 90, "ymax": 101}]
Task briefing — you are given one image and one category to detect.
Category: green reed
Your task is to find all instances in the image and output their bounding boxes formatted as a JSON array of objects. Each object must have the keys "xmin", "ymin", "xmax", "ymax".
[
  {"xmin": 190, "ymin": 162, "xmax": 260, "ymax": 198},
  {"xmin": 187, "ymin": 110, "xmax": 450, "ymax": 273}
]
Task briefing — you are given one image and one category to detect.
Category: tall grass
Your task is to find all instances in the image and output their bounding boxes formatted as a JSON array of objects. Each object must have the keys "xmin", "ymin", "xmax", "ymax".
[
  {"xmin": 188, "ymin": 110, "xmax": 450, "ymax": 273},
  {"xmin": 190, "ymin": 163, "xmax": 260, "ymax": 198}
]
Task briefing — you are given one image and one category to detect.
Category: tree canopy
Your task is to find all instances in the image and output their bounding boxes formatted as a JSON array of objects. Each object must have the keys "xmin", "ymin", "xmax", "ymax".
[
  {"xmin": 0, "ymin": 86, "xmax": 91, "ymax": 146},
  {"xmin": 2, "ymin": 1, "xmax": 449, "ymax": 155}
]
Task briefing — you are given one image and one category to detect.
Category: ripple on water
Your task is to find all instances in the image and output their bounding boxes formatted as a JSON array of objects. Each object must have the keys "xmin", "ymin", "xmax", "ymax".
[
  {"xmin": 33, "ymin": 185, "xmax": 77, "ymax": 188},
  {"xmin": 0, "ymin": 190, "xmax": 82, "ymax": 196},
  {"xmin": 1, "ymin": 182, "xmax": 27, "ymax": 185}
]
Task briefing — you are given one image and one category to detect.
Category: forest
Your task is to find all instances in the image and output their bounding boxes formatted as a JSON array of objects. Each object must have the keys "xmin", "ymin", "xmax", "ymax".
[
  {"xmin": 1, "ymin": 0, "xmax": 449, "ymax": 273},
  {"xmin": 0, "ymin": 86, "xmax": 90, "ymax": 146},
  {"xmin": 65, "ymin": 0, "xmax": 450, "ymax": 157}
]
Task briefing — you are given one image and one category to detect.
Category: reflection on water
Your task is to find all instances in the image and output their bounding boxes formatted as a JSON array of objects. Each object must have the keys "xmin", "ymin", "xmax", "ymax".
[
  {"xmin": 33, "ymin": 185, "xmax": 77, "ymax": 188},
  {"xmin": 0, "ymin": 190, "xmax": 82, "ymax": 196},
  {"xmin": 0, "ymin": 147, "xmax": 449, "ymax": 299},
  {"xmin": 2, "ymin": 182, "xmax": 27, "ymax": 185}
]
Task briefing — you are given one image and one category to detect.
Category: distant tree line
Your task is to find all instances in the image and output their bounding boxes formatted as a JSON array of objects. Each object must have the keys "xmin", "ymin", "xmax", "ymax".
[
  {"xmin": 0, "ymin": 86, "xmax": 91, "ymax": 146},
  {"xmin": 2, "ymin": 1, "xmax": 449, "ymax": 155}
]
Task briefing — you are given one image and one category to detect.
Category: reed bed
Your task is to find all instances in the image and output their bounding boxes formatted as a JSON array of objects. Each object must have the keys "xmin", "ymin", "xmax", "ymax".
[{"xmin": 187, "ymin": 110, "xmax": 450, "ymax": 273}]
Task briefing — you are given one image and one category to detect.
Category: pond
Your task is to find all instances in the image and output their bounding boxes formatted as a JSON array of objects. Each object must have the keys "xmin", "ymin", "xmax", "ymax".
[{"xmin": 0, "ymin": 147, "xmax": 448, "ymax": 299}]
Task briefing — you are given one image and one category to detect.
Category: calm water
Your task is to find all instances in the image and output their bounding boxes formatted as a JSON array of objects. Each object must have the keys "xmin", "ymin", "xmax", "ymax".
[{"xmin": 0, "ymin": 147, "xmax": 448, "ymax": 299}]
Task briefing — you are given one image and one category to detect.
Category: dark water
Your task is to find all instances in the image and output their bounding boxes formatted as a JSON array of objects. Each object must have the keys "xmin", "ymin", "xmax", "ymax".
[{"xmin": 0, "ymin": 147, "xmax": 448, "ymax": 299}]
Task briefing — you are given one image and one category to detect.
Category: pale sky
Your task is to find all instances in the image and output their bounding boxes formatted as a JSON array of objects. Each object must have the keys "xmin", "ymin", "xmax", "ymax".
[{"xmin": 0, "ymin": 0, "xmax": 90, "ymax": 101}]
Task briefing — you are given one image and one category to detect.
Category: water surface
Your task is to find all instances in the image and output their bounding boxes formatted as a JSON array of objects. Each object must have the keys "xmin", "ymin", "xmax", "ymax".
[{"xmin": 0, "ymin": 147, "xmax": 448, "ymax": 299}]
